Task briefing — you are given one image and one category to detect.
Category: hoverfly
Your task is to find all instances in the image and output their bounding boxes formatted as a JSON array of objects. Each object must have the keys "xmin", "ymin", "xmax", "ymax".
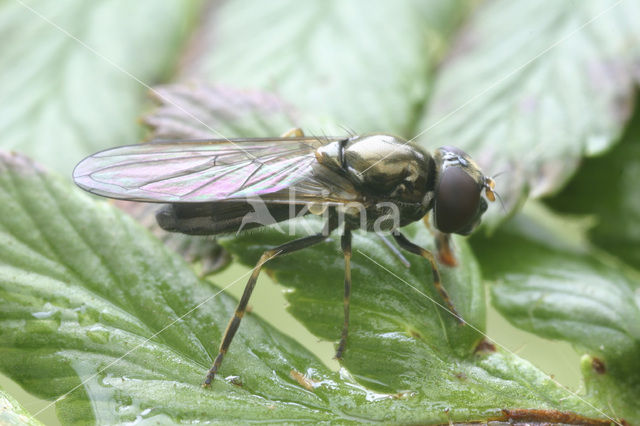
[{"xmin": 73, "ymin": 128, "xmax": 496, "ymax": 387}]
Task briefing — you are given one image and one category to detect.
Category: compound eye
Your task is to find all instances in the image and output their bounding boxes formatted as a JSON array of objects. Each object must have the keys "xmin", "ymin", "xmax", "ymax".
[{"xmin": 434, "ymin": 166, "xmax": 480, "ymax": 234}]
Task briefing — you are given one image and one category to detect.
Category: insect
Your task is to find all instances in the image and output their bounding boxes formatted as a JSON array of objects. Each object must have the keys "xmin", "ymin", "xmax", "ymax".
[{"xmin": 73, "ymin": 128, "xmax": 496, "ymax": 387}]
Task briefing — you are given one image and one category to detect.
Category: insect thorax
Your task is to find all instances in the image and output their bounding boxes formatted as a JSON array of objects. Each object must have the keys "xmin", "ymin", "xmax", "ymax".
[{"xmin": 316, "ymin": 134, "xmax": 436, "ymax": 231}]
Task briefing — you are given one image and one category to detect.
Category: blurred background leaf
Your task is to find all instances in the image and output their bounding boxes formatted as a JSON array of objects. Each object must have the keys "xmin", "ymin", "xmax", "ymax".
[
  {"xmin": 184, "ymin": 0, "xmax": 472, "ymax": 136},
  {"xmin": 0, "ymin": 0, "xmax": 198, "ymax": 175},
  {"xmin": 418, "ymin": 0, "xmax": 640, "ymax": 217},
  {"xmin": 547, "ymin": 101, "xmax": 640, "ymax": 270}
]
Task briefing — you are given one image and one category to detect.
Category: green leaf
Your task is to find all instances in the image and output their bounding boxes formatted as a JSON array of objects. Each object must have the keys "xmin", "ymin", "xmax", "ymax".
[
  {"xmin": 472, "ymin": 202, "xmax": 640, "ymax": 423},
  {"xmin": 0, "ymin": 387, "xmax": 43, "ymax": 426},
  {"xmin": 547, "ymin": 98, "xmax": 640, "ymax": 270},
  {"xmin": 0, "ymin": 152, "xmax": 337, "ymax": 423},
  {"xmin": 418, "ymin": 0, "xmax": 640, "ymax": 214},
  {"xmin": 221, "ymin": 219, "xmax": 612, "ymax": 422},
  {"xmin": 0, "ymin": 152, "xmax": 613, "ymax": 423},
  {"xmin": 184, "ymin": 0, "xmax": 471, "ymax": 136},
  {"xmin": 0, "ymin": 0, "xmax": 198, "ymax": 175},
  {"xmin": 112, "ymin": 200, "xmax": 231, "ymax": 276},
  {"xmin": 142, "ymin": 82, "xmax": 620, "ymax": 422},
  {"xmin": 225, "ymin": 220, "xmax": 486, "ymax": 379}
]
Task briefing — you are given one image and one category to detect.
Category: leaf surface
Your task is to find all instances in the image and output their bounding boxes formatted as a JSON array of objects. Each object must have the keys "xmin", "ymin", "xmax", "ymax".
[
  {"xmin": 0, "ymin": 388, "xmax": 42, "ymax": 426},
  {"xmin": 472, "ymin": 203, "xmax": 640, "ymax": 423},
  {"xmin": 0, "ymin": 152, "xmax": 612, "ymax": 423}
]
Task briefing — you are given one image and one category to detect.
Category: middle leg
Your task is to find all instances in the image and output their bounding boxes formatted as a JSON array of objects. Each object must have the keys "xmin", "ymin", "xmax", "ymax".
[
  {"xmin": 335, "ymin": 226, "xmax": 352, "ymax": 359},
  {"xmin": 392, "ymin": 230, "xmax": 464, "ymax": 325}
]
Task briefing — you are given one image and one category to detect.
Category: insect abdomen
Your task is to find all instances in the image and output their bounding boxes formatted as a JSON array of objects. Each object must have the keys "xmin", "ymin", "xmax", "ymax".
[{"xmin": 156, "ymin": 202, "xmax": 309, "ymax": 235}]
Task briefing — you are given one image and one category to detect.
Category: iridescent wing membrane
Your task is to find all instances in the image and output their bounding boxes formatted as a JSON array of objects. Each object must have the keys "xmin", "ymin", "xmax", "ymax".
[{"xmin": 73, "ymin": 137, "xmax": 360, "ymax": 205}]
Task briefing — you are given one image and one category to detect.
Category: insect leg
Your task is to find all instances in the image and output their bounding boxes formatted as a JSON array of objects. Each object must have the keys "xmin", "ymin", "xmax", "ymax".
[
  {"xmin": 281, "ymin": 128, "xmax": 304, "ymax": 138},
  {"xmin": 434, "ymin": 232, "xmax": 457, "ymax": 267},
  {"xmin": 335, "ymin": 226, "xmax": 352, "ymax": 359},
  {"xmin": 203, "ymin": 229, "xmax": 333, "ymax": 387},
  {"xmin": 392, "ymin": 230, "xmax": 465, "ymax": 325},
  {"xmin": 376, "ymin": 233, "xmax": 411, "ymax": 268},
  {"xmin": 423, "ymin": 215, "xmax": 457, "ymax": 267}
]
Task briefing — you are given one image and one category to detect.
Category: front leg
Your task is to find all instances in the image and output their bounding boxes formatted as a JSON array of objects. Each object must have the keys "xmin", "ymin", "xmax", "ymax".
[
  {"xmin": 392, "ymin": 230, "xmax": 464, "ymax": 325},
  {"xmin": 434, "ymin": 231, "xmax": 457, "ymax": 267},
  {"xmin": 281, "ymin": 127, "xmax": 304, "ymax": 138},
  {"xmin": 423, "ymin": 215, "xmax": 457, "ymax": 267}
]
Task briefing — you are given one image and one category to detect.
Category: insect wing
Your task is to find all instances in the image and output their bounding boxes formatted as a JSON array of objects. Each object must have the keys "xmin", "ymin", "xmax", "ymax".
[{"xmin": 73, "ymin": 137, "xmax": 356, "ymax": 204}]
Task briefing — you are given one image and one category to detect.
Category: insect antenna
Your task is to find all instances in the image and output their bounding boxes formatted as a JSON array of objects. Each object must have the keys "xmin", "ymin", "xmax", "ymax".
[
  {"xmin": 493, "ymin": 189, "xmax": 507, "ymax": 213},
  {"xmin": 488, "ymin": 171, "xmax": 508, "ymax": 213},
  {"xmin": 490, "ymin": 170, "xmax": 509, "ymax": 180}
]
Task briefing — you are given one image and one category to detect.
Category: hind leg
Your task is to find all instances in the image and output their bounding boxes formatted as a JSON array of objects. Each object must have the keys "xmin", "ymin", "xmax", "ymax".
[{"xmin": 203, "ymin": 229, "xmax": 332, "ymax": 386}]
